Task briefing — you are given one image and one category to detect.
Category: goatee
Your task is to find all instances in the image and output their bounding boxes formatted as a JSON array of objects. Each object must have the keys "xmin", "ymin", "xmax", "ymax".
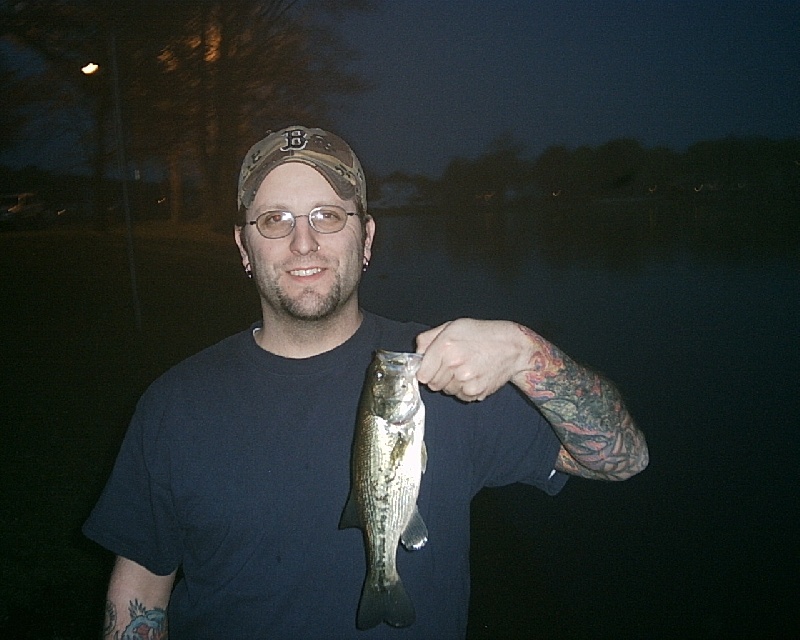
[{"xmin": 275, "ymin": 281, "xmax": 345, "ymax": 321}]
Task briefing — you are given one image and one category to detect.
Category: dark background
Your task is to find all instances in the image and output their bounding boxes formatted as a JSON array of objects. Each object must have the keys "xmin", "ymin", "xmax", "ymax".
[{"xmin": 1, "ymin": 2, "xmax": 798, "ymax": 636}]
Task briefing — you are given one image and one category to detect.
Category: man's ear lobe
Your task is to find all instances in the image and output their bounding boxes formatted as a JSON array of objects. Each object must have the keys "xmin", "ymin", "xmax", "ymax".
[{"xmin": 234, "ymin": 226, "xmax": 250, "ymax": 264}]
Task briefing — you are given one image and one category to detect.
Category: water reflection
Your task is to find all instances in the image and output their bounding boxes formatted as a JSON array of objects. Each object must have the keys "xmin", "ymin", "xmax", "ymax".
[{"xmin": 389, "ymin": 196, "xmax": 798, "ymax": 277}]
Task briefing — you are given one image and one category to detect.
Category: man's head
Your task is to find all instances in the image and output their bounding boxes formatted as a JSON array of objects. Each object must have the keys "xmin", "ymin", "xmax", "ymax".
[
  {"xmin": 235, "ymin": 126, "xmax": 375, "ymax": 330},
  {"xmin": 237, "ymin": 126, "xmax": 367, "ymax": 225}
]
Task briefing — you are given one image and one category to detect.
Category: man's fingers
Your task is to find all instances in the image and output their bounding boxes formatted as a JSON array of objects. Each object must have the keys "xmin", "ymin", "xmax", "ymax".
[
  {"xmin": 416, "ymin": 322, "xmax": 451, "ymax": 384},
  {"xmin": 415, "ymin": 322, "xmax": 449, "ymax": 354}
]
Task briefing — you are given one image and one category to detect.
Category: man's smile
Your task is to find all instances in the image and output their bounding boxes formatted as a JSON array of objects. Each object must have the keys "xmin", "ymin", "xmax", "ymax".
[{"xmin": 288, "ymin": 267, "xmax": 324, "ymax": 277}]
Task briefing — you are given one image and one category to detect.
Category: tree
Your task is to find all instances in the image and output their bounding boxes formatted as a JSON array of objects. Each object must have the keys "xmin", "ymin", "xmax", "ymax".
[
  {"xmin": 591, "ymin": 138, "xmax": 644, "ymax": 196},
  {"xmin": 532, "ymin": 144, "xmax": 574, "ymax": 197},
  {"xmin": 1, "ymin": 0, "xmax": 370, "ymax": 228},
  {"xmin": 117, "ymin": 0, "xmax": 369, "ymax": 227},
  {"xmin": 438, "ymin": 133, "xmax": 532, "ymax": 209},
  {"xmin": 0, "ymin": 63, "xmax": 28, "ymax": 153}
]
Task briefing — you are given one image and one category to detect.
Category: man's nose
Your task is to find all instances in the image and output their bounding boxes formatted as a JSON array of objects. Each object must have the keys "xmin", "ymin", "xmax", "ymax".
[{"xmin": 289, "ymin": 215, "xmax": 320, "ymax": 254}]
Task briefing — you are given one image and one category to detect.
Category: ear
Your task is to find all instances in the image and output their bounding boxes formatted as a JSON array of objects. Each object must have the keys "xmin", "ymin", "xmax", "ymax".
[
  {"xmin": 363, "ymin": 215, "xmax": 376, "ymax": 264},
  {"xmin": 234, "ymin": 225, "xmax": 250, "ymax": 270}
]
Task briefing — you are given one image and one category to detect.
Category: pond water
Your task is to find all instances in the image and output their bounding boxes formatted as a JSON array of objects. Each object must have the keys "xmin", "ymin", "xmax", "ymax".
[{"xmin": 360, "ymin": 210, "xmax": 799, "ymax": 638}]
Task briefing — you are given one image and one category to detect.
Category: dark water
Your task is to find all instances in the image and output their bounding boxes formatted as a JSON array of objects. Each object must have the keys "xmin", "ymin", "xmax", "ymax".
[{"xmin": 360, "ymin": 212, "xmax": 799, "ymax": 638}]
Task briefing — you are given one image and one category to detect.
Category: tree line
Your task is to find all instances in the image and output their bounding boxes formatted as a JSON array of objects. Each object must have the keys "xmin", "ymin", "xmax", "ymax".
[{"xmin": 376, "ymin": 135, "xmax": 800, "ymax": 212}]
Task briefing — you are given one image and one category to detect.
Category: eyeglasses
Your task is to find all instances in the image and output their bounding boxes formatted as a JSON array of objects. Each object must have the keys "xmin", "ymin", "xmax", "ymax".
[{"xmin": 247, "ymin": 205, "xmax": 358, "ymax": 239}]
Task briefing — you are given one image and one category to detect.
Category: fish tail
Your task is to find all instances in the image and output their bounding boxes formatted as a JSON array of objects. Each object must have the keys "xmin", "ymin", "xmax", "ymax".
[{"xmin": 357, "ymin": 573, "xmax": 415, "ymax": 630}]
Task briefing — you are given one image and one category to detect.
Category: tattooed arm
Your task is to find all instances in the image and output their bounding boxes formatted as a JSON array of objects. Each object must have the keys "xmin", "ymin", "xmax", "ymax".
[
  {"xmin": 104, "ymin": 556, "xmax": 176, "ymax": 639},
  {"xmin": 416, "ymin": 319, "xmax": 648, "ymax": 481},
  {"xmin": 511, "ymin": 325, "xmax": 648, "ymax": 480}
]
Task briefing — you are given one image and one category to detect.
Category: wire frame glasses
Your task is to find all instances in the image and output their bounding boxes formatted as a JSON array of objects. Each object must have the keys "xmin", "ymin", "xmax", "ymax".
[{"xmin": 247, "ymin": 205, "xmax": 357, "ymax": 239}]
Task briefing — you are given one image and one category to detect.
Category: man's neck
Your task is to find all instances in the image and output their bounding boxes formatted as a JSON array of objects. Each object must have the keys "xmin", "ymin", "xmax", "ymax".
[{"xmin": 254, "ymin": 306, "xmax": 363, "ymax": 359}]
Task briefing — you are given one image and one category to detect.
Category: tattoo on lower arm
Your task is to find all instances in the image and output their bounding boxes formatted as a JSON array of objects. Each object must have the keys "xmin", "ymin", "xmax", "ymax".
[
  {"xmin": 104, "ymin": 599, "xmax": 168, "ymax": 640},
  {"xmin": 103, "ymin": 601, "xmax": 117, "ymax": 638},
  {"xmin": 518, "ymin": 326, "xmax": 648, "ymax": 480}
]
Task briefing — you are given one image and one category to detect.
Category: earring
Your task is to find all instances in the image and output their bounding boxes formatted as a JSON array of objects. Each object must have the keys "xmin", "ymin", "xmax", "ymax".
[
  {"xmin": 245, "ymin": 266, "xmax": 253, "ymax": 279},
  {"xmin": 362, "ymin": 258, "xmax": 370, "ymax": 272}
]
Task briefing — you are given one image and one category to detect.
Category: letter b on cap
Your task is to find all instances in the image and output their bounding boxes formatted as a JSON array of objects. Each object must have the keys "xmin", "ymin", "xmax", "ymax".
[{"xmin": 281, "ymin": 129, "xmax": 308, "ymax": 151}]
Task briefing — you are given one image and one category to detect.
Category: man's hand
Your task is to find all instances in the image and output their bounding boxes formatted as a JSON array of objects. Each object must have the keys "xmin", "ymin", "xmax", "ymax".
[{"xmin": 415, "ymin": 319, "xmax": 532, "ymax": 402}]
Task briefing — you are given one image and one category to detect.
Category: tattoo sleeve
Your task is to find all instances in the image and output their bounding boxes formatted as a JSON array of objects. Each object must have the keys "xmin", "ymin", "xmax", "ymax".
[
  {"xmin": 516, "ymin": 325, "xmax": 648, "ymax": 480},
  {"xmin": 104, "ymin": 599, "xmax": 168, "ymax": 640}
]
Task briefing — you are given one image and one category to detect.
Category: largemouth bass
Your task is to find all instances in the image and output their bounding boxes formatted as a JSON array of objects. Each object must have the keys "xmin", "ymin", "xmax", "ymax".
[{"xmin": 340, "ymin": 350, "xmax": 428, "ymax": 630}]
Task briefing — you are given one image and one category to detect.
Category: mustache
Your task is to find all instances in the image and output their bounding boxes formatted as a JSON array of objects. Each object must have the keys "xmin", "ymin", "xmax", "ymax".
[{"xmin": 279, "ymin": 256, "xmax": 332, "ymax": 270}]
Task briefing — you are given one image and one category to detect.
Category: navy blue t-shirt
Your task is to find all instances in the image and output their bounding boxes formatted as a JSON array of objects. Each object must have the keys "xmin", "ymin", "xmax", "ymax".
[{"xmin": 83, "ymin": 311, "xmax": 567, "ymax": 639}]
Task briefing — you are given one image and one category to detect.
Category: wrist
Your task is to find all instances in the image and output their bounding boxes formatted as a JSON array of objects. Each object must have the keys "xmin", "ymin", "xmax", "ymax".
[{"xmin": 511, "ymin": 324, "xmax": 565, "ymax": 388}]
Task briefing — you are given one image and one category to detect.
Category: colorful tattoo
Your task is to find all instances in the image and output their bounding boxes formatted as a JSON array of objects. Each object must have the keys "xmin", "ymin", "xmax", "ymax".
[
  {"xmin": 517, "ymin": 325, "xmax": 648, "ymax": 480},
  {"xmin": 103, "ymin": 599, "xmax": 168, "ymax": 640}
]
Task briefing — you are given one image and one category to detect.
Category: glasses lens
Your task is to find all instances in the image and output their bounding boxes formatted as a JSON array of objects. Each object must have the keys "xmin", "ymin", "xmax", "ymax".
[
  {"xmin": 309, "ymin": 206, "xmax": 349, "ymax": 234},
  {"xmin": 257, "ymin": 211, "xmax": 294, "ymax": 238}
]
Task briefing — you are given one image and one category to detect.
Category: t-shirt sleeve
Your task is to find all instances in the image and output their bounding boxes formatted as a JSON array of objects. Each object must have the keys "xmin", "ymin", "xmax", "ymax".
[
  {"xmin": 469, "ymin": 384, "xmax": 568, "ymax": 496},
  {"xmin": 82, "ymin": 378, "xmax": 182, "ymax": 576}
]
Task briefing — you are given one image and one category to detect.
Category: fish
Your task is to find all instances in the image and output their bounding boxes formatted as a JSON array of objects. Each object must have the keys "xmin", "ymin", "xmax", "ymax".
[{"xmin": 340, "ymin": 349, "xmax": 428, "ymax": 630}]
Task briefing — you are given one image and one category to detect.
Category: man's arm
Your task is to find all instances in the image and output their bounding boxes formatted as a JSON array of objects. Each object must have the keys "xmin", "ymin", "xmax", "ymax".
[
  {"xmin": 415, "ymin": 319, "xmax": 648, "ymax": 481},
  {"xmin": 104, "ymin": 556, "xmax": 176, "ymax": 639}
]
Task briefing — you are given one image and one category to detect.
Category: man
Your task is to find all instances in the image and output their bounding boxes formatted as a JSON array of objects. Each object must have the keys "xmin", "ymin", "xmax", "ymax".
[{"xmin": 84, "ymin": 126, "xmax": 648, "ymax": 639}]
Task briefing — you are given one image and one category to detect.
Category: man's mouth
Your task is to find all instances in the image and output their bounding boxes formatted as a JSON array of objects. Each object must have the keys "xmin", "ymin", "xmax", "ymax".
[{"xmin": 288, "ymin": 267, "xmax": 323, "ymax": 277}]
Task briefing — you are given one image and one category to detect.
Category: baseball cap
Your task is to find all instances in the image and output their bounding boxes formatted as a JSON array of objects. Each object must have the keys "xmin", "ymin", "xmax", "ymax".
[{"xmin": 238, "ymin": 126, "xmax": 366, "ymax": 213}]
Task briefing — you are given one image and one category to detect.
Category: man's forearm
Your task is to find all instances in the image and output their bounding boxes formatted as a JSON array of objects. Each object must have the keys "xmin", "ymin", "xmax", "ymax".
[
  {"xmin": 513, "ymin": 325, "xmax": 649, "ymax": 481},
  {"xmin": 105, "ymin": 557, "xmax": 175, "ymax": 639}
]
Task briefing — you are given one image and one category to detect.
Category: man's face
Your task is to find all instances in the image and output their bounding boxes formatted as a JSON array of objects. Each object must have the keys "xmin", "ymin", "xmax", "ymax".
[{"xmin": 235, "ymin": 162, "xmax": 374, "ymax": 323}]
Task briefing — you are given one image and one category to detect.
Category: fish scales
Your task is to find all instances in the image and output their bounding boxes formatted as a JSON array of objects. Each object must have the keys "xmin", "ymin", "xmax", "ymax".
[{"xmin": 340, "ymin": 350, "xmax": 428, "ymax": 630}]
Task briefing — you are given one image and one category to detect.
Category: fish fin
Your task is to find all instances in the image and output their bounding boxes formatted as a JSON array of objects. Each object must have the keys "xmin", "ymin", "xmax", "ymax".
[
  {"xmin": 357, "ymin": 574, "xmax": 416, "ymax": 630},
  {"xmin": 400, "ymin": 507, "xmax": 428, "ymax": 551},
  {"xmin": 421, "ymin": 441, "xmax": 427, "ymax": 474},
  {"xmin": 338, "ymin": 490, "xmax": 360, "ymax": 530}
]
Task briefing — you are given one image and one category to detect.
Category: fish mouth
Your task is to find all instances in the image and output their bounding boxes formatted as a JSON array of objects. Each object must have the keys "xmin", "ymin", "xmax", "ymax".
[{"xmin": 377, "ymin": 351, "xmax": 424, "ymax": 376}]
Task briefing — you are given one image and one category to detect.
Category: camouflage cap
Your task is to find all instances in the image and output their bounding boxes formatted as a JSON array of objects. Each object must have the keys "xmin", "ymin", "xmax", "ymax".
[{"xmin": 238, "ymin": 126, "xmax": 366, "ymax": 213}]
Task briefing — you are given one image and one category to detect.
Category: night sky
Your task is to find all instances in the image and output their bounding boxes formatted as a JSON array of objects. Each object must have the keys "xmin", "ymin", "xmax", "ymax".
[
  {"xmin": 331, "ymin": 0, "xmax": 800, "ymax": 177},
  {"xmin": 1, "ymin": 1, "xmax": 798, "ymax": 178}
]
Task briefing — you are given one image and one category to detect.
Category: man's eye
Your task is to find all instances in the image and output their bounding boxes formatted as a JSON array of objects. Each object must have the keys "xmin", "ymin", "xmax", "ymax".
[
  {"xmin": 317, "ymin": 208, "xmax": 343, "ymax": 221},
  {"xmin": 265, "ymin": 212, "xmax": 290, "ymax": 224}
]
